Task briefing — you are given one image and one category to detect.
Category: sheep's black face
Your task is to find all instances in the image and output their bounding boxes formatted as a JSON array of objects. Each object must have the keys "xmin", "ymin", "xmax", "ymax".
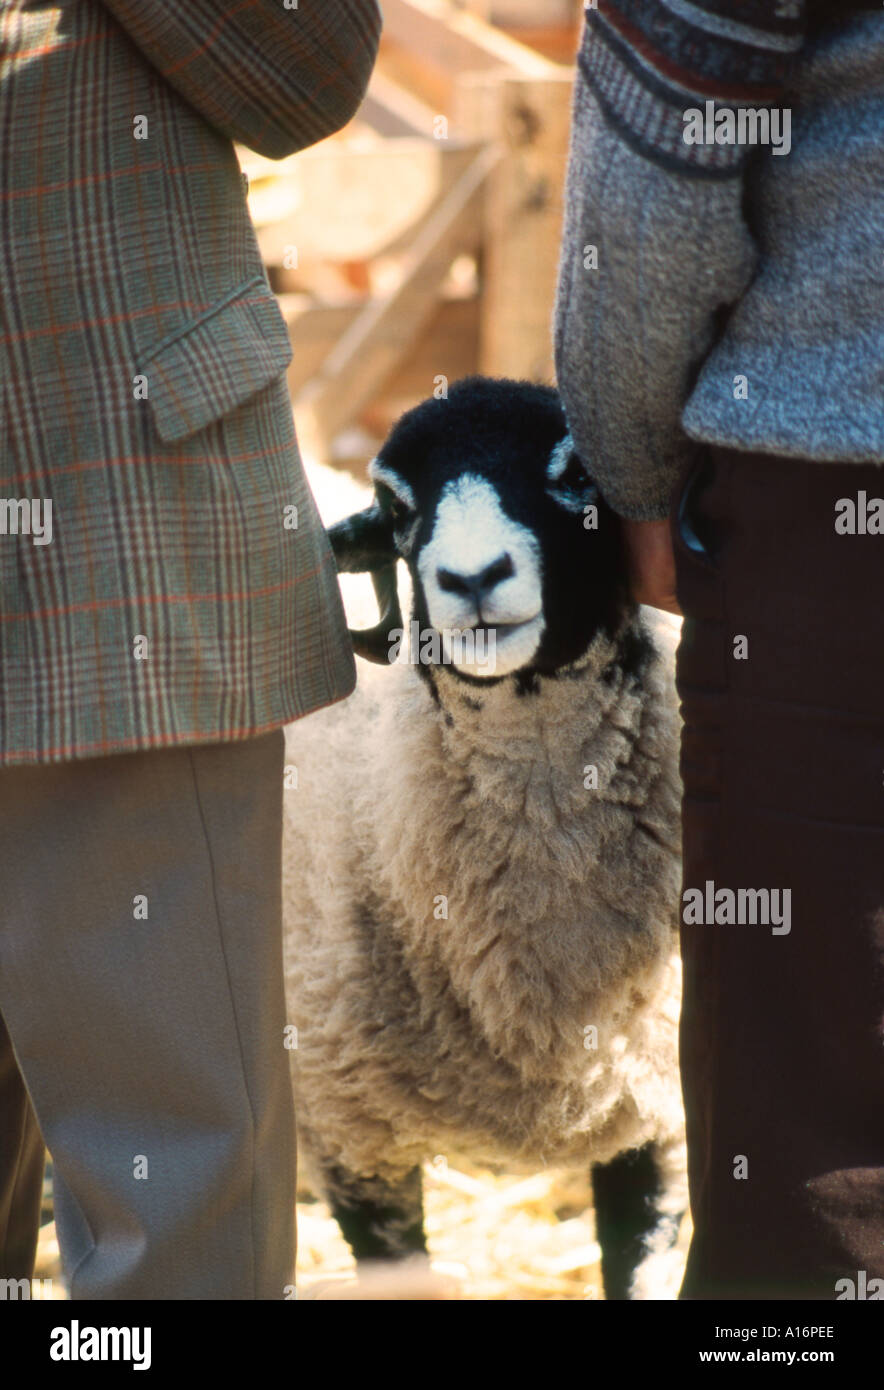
[{"xmin": 329, "ymin": 376, "xmax": 628, "ymax": 680}]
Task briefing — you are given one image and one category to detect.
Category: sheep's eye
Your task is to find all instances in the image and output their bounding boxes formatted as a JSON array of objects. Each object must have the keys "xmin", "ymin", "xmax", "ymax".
[
  {"xmin": 557, "ymin": 453, "xmax": 590, "ymax": 492},
  {"xmin": 374, "ymin": 483, "xmax": 413, "ymax": 528},
  {"xmin": 547, "ymin": 445, "xmax": 598, "ymax": 514}
]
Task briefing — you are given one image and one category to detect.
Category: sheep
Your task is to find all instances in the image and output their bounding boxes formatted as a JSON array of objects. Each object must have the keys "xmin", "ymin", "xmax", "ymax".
[{"xmin": 282, "ymin": 376, "xmax": 688, "ymax": 1300}]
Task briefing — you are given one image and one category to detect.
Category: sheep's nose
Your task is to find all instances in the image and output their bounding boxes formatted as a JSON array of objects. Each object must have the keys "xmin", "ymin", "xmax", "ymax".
[{"xmin": 436, "ymin": 552, "xmax": 514, "ymax": 603}]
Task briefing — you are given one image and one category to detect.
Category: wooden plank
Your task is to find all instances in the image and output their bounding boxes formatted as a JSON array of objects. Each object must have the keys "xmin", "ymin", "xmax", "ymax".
[
  {"xmin": 375, "ymin": 46, "xmax": 452, "ymax": 116},
  {"xmin": 377, "ymin": 0, "xmax": 563, "ymax": 116},
  {"xmin": 277, "ymin": 293, "xmax": 480, "ymax": 398},
  {"xmin": 276, "ymin": 296, "xmax": 362, "ymax": 396},
  {"xmin": 464, "ymin": 0, "xmax": 579, "ymax": 24},
  {"xmin": 505, "ymin": 0, "xmax": 581, "ymax": 26},
  {"xmin": 358, "ymin": 295, "xmax": 480, "ymax": 439},
  {"xmin": 380, "ymin": 0, "xmax": 561, "ymax": 77},
  {"xmin": 360, "ymin": 70, "xmax": 442, "ymax": 139},
  {"xmin": 293, "ymin": 145, "xmax": 498, "ymax": 457},
  {"xmin": 497, "ymin": 24, "xmax": 582, "ymax": 64}
]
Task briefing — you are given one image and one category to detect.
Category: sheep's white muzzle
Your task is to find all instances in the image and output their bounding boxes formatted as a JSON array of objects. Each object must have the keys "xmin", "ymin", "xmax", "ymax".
[{"xmin": 419, "ymin": 475, "xmax": 545, "ymax": 676}]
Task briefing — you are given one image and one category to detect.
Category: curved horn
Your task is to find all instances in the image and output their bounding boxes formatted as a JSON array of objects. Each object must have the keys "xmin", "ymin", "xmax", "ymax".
[
  {"xmin": 349, "ymin": 562, "xmax": 403, "ymax": 665},
  {"xmin": 326, "ymin": 506, "xmax": 403, "ymax": 665}
]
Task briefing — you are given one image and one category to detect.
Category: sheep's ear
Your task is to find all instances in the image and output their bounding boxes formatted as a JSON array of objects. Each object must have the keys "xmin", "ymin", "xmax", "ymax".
[
  {"xmin": 349, "ymin": 562, "xmax": 404, "ymax": 665},
  {"xmin": 327, "ymin": 504, "xmax": 396, "ymax": 573}
]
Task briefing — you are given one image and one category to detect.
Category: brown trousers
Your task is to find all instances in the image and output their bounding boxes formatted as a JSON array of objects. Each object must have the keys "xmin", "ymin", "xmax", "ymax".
[
  {"xmin": 673, "ymin": 445, "xmax": 884, "ymax": 1300},
  {"xmin": 0, "ymin": 730, "xmax": 294, "ymax": 1298}
]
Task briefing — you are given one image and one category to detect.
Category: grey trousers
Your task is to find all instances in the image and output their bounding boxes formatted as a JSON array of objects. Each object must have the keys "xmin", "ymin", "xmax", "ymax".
[{"xmin": 0, "ymin": 729, "xmax": 295, "ymax": 1299}]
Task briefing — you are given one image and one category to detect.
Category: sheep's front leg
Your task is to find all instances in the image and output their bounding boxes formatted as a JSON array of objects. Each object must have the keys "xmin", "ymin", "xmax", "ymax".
[
  {"xmin": 323, "ymin": 1163, "xmax": 428, "ymax": 1263},
  {"xmin": 590, "ymin": 1143, "xmax": 663, "ymax": 1300}
]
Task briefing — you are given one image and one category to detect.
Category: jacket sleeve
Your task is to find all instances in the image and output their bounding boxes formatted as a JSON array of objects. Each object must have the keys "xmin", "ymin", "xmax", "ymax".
[
  {"xmin": 552, "ymin": 1, "xmax": 806, "ymax": 521},
  {"xmin": 97, "ymin": 0, "xmax": 383, "ymax": 158}
]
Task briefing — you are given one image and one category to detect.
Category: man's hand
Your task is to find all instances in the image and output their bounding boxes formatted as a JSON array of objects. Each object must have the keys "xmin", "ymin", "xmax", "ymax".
[{"xmin": 620, "ymin": 518, "xmax": 682, "ymax": 615}]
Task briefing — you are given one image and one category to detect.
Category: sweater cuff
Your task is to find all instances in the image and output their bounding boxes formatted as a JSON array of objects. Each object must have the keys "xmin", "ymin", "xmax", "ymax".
[
  {"xmin": 578, "ymin": 0, "xmax": 804, "ymax": 178},
  {"xmin": 566, "ymin": 435, "xmax": 692, "ymax": 523}
]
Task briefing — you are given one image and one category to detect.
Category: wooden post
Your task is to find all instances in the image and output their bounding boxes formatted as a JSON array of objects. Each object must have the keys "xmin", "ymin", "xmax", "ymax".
[{"xmin": 476, "ymin": 71, "xmax": 574, "ymax": 383}]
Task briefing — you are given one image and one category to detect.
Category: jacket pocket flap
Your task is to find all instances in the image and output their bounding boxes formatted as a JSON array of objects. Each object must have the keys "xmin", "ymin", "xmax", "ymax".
[{"xmin": 139, "ymin": 275, "xmax": 293, "ymax": 443}]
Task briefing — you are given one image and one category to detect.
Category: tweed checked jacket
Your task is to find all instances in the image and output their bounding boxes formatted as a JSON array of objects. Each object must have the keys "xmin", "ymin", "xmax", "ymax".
[{"xmin": 0, "ymin": 0, "xmax": 381, "ymax": 764}]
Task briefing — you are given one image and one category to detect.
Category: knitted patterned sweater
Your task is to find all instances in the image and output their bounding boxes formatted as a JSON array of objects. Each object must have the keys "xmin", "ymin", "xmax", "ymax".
[{"xmin": 552, "ymin": 1, "xmax": 884, "ymax": 520}]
